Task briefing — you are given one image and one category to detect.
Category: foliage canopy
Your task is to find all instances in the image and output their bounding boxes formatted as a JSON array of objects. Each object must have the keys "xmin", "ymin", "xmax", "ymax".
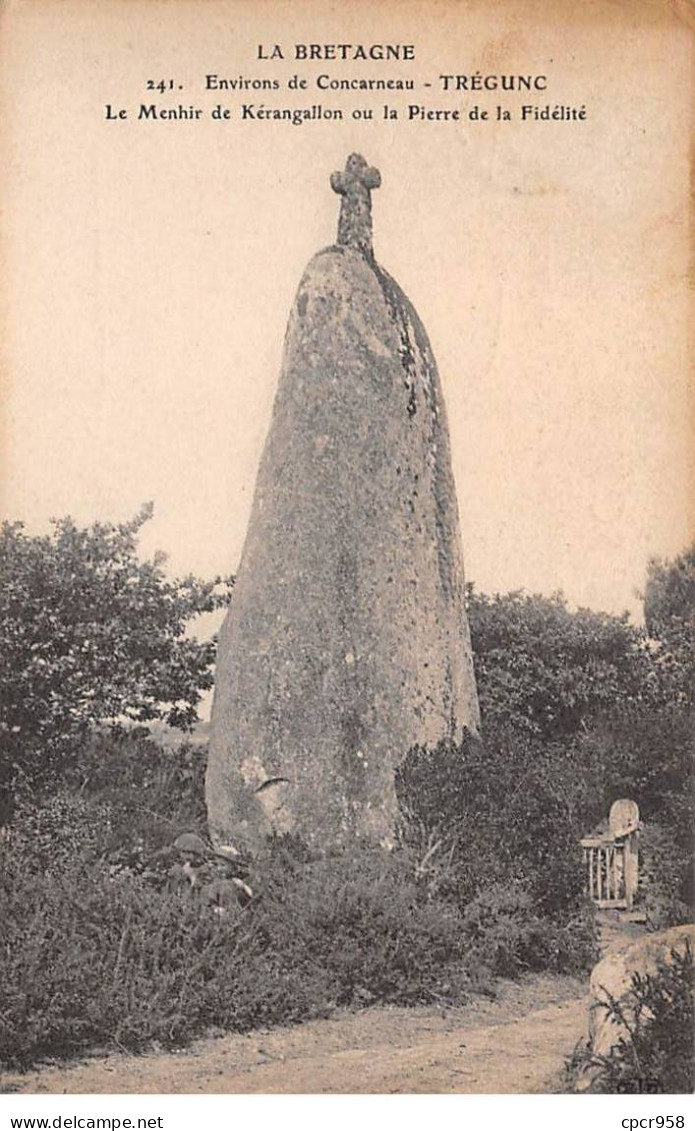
[
  {"xmin": 0, "ymin": 504, "xmax": 231, "ymax": 804},
  {"xmin": 643, "ymin": 544, "xmax": 694, "ymax": 708},
  {"xmin": 466, "ymin": 585, "xmax": 649, "ymax": 740}
]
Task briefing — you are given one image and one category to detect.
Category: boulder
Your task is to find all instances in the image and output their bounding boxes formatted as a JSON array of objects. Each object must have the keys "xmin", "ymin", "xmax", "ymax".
[{"xmin": 588, "ymin": 923, "xmax": 694, "ymax": 1061}]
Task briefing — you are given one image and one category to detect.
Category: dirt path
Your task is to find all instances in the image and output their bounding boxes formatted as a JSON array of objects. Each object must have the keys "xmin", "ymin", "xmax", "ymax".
[{"xmin": 2, "ymin": 975, "xmax": 587, "ymax": 1094}]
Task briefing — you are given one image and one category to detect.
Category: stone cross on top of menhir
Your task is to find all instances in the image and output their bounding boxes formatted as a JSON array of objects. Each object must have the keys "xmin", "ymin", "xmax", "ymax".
[
  {"xmin": 206, "ymin": 154, "xmax": 480, "ymax": 854},
  {"xmin": 330, "ymin": 153, "xmax": 381, "ymax": 256}
]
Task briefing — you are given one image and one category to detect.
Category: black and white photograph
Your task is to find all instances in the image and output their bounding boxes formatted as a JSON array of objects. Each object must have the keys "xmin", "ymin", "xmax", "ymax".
[{"xmin": 1, "ymin": 0, "xmax": 692, "ymax": 1111}]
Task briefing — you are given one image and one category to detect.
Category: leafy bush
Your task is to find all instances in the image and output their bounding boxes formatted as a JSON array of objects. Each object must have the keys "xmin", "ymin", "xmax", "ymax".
[
  {"xmin": 466, "ymin": 586, "xmax": 648, "ymax": 741},
  {"xmin": 1, "ymin": 803, "xmax": 599, "ymax": 1073},
  {"xmin": 0, "ymin": 717, "xmax": 603, "ymax": 1071},
  {"xmin": 0, "ymin": 506, "xmax": 231, "ymax": 811},
  {"xmin": 0, "ymin": 835, "xmax": 476, "ymax": 1070},
  {"xmin": 565, "ymin": 707, "xmax": 694, "ymax": 924},
  {"xmin": 460, "ymin": 883, "xmax": 597, "ymax": 978},
  {"xmin": 637, "ymin": 824, "xmax": 693, "ymax": 930},
  {"xmin": 396, "ymin": 727, "xmax": 592, "ymax": 917},
  {"xmin": 395, "ymin": 728, "xmax": 599, "ymax": 980},
  {"xmin": 569, "ymin": 943, "xmax": 694, "ymax": 1093},
  {"xmin": 644, "ymin": 544, "xmax": 694, "ymax": 710},
  {"xmin": 3, "ymin": 523, "xmax": 691, "ymax": 1073},
  {"xmin": 567, "ymin": 705, "xmax": 693, "ymax": 845},
  {"xmin": 10, "ymin": 733, "xmax": 208, "ymax": 873},
  {"xmin": 464, "ymin": 560, "xmax": 693, "ymax": 935},
  {"xmin": 256, "ymin": 846, "xmax": 477, "ymax": 1007},
  {"xmin": 0, "ymin": 848, "xmax": 266, "ymax": 1067}
]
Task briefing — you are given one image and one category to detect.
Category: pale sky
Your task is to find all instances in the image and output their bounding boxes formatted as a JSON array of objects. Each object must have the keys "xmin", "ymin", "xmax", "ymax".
[{"xmin": 1, "ymin": 0, "xmax": 692, "ymax": 624}]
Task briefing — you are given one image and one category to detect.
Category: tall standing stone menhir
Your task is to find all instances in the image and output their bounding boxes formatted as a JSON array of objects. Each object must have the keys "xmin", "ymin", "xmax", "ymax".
[{"xmin": 207, "ymin": 155, "xmax": 480, "ymax": 851}]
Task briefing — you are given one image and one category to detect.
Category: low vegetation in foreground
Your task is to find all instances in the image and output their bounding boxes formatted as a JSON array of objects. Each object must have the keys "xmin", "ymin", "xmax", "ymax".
[{"xmin": 1, "ymin": 731, "xmax": 598, "ymax": 1071}]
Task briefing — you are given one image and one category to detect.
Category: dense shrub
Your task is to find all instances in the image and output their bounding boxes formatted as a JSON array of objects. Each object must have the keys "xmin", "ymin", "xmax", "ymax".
[
  {"xmin": 396, "ymin": 695, "xmax": 693, "ymax": 936},
  {"xmin": 2, "ymin": 523, "xmax": 691, "ymax": 1074},
  {"xmin": 10, "ymin": 733, "xmax": 207, "ymax": 873},
  {"xmin": 566, "ymin": 705, "xmax": 693, "ymax": 849},
  {"xmin": 637, "ymin": 824, "xmax": 693, "ymax": 930},
  {"xmin": 256, "ymin": 846, "xmax": 477, "ymax": 1006},
  {"xmin": 0, "ymin": 800, "xmax": 598, "ymax": 1073},
  {"xmin": 643, "ymin": 544, "xmax": 694, "ymax": 711},
  {"xmin": 464, "ymin": 557, "xmax": 693, "ymax": 934},
  {"xmin": 466, "ymin": 587, "xmax": 648, "ymax": 741},
  {"xmin": 396, "ymin": 727, "xmax": 592, "ymax": 918},
  {"xmin": 0, "ymin": 849, "xmax": 265, "ymax": 1067},
  {"xmin": 460, "ymin": 883, "xmax": 597, "ymax": 978},
  {"xmin": 0, "ymin": 838, "xmax": 475, "ymax": 1069},
  {"xmin": 395, "ymin": 726, "xmax": 600, "ymax": 985}
]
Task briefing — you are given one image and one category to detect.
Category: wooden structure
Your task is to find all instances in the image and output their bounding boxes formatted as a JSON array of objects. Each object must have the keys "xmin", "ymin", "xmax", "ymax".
[{"xmin": 581, "ymin": 799, "xmax": 640, "ymax": 910}]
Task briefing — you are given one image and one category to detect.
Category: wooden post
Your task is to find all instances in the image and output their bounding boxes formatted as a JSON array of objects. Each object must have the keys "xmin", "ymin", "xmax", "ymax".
[
  {"xmin": 611, "ymin": 846, "xmax": 618, "ymax": 902},
  {"xmin": 624, "ymin": 830, "xmax": 639, "ymax": 910},
  {"xmin": 597, "ymin": 848, "xmax": 603, "ymax": 901}
]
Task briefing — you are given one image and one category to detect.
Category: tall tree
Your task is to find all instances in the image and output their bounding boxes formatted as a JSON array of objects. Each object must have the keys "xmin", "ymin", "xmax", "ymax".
[
  {"xmin": 0, "ymin": 505, "xmax": 231, "ymax": 805},
  {"xmin": 643, "ymin": 544, "xmax": 694, "ymax": 708},
  {"xmin": 466, "ymin": 586, "xmax": 649, "ymax": 740}
]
